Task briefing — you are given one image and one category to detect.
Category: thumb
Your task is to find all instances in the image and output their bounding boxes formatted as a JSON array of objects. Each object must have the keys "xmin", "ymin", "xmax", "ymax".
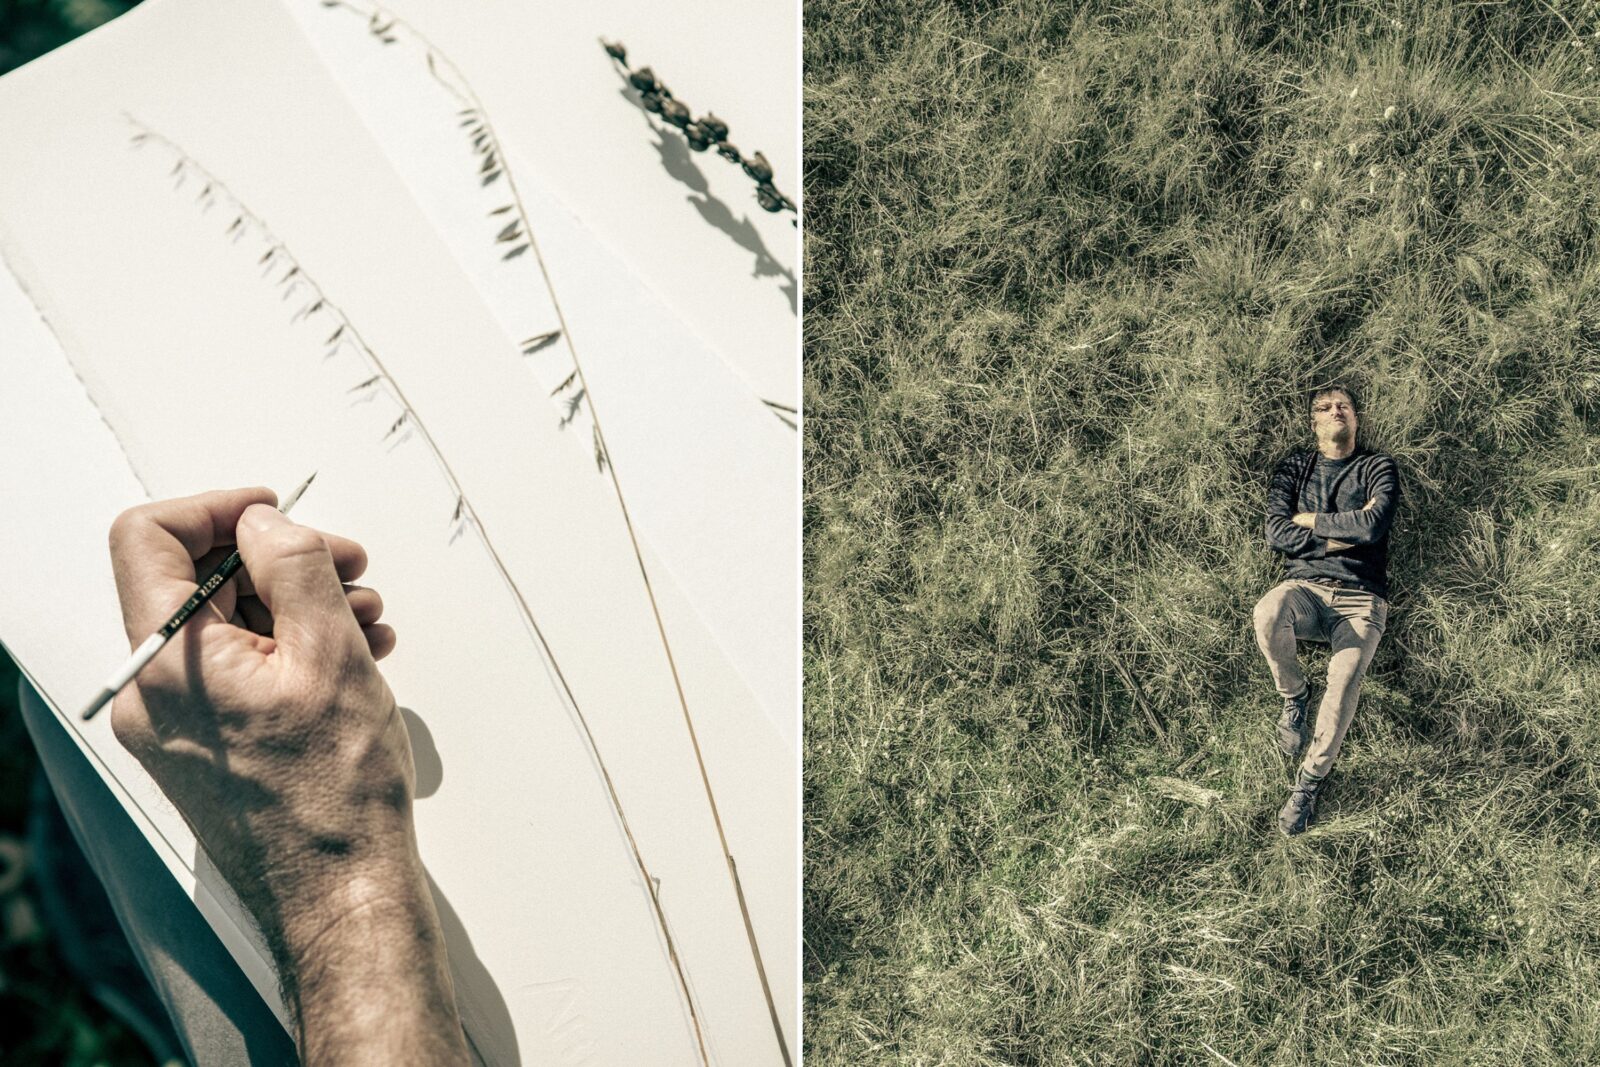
[{"xmin": 236, "ymin": 503, "xmax": 362, "ymax": 653}]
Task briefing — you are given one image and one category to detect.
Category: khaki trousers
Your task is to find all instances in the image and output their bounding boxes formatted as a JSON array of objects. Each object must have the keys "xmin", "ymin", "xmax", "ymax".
[{"xmin": 1252, "ymin": 580, "xmax": 1388, "ymax": 778}]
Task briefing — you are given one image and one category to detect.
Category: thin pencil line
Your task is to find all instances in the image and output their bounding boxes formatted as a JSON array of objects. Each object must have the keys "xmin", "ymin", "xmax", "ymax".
[
  {"xmin": 315, "ymin": 5, "xmax": 793, "ymax": 1061},
  {"xmin": 125, "ymin": 113, "xmax": 708, "ymax": 1061}
]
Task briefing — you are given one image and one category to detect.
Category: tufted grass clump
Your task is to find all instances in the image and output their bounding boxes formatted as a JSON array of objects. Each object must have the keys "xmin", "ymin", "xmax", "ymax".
[{"xmin": 805, "ymin": 1, "xmax": 1600, "ymax": 1063}]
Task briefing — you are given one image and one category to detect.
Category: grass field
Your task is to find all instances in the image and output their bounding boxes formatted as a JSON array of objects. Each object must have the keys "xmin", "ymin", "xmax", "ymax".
[{"xmin": 804, "ymin": 1, "xmax": 1600, "ymax": 1062}]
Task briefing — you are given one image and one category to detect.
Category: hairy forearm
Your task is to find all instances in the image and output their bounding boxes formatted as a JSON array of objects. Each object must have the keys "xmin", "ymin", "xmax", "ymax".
[{"xmin": 279, "ymin": 859, "xmax": 469, "ymax": 1065}]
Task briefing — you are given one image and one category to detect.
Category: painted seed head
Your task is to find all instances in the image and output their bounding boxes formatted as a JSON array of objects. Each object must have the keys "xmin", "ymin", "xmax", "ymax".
[
  {"xmin": 742, "ymin": 151, "xmax": 773, "ymax": 183},
  {"xmin": 640, "ymin": 91, "xmax": 664, "ymax": 114},
  {"xmin": 660, "ymin": 99, "xmax": 692, "ymax": 127},
  {"xmin": 755, "ymin": 183, "xmax": 785, "ymax": 212},
  {"xmin": 629, "ymin": 67, "xmax": 659, "ymax": 93},
  {"xmin": 717, "ymin": 142, "xmax": 742, "ymax": 164},
  {"xmin": 699, "ymin": 112, "xmax": 730, "ymax": 141},
  {"xmin": 604, "ymin": 40, "xmax": 627, "ymax": 63},
  {"xmin": 685, "ymin": 122, "xmax": 713, "ymax": 151}
]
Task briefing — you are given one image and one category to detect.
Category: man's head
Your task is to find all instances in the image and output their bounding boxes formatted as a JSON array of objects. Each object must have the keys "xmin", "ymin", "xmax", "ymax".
[{"xmin": 1310, "ymin": 385, "xmax": 1358, "ymax": 454}]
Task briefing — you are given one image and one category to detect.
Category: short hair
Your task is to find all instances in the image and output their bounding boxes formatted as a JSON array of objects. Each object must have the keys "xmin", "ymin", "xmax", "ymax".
[{"xmin": 1310, "ymin": 384, "xmax": 1359, "ymax": 414}]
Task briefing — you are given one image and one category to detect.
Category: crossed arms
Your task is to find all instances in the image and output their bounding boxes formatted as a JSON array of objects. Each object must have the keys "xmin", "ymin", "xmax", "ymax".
[{"xmin": 1264, "ymin": 455, "xmax": 1399, "ymax": 559}]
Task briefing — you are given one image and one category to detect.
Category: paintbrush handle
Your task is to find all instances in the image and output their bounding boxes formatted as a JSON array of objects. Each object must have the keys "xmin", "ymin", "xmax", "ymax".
[
  {"xmin": 158, "ymin": 550, "xmax": 244, "ymax": 638},
  {"xmin": 78, "ymin": 550, "xmax": 244, "ymax": 722},
  {"xmin": 78, "ymin": 632, "xmax": 166, "ymax": 722}
]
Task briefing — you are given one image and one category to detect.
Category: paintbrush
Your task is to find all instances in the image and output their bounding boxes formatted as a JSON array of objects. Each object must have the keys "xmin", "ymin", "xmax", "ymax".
[{"xmin": 79, "ymin": 472, "xmax": 317, "ymax": 721}]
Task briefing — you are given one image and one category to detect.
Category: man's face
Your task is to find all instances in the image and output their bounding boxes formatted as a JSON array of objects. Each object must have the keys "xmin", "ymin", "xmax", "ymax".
[{"xmin": 1311, "ymin": 391, "xmax": 1357, "ymax": 447}]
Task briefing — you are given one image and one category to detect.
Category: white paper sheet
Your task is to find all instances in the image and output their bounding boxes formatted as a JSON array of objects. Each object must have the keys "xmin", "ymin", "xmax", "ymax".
[
  {"xmin": 321, "ymin": 0, "xmax": 802, "ymax": 409},
  {"xmin": 0, "ymin": 1, "xmax": 797, "ymax": 1063},
  {"xmin": 280, "ymin": 1, "xmax": 799, "ymax": 745}
]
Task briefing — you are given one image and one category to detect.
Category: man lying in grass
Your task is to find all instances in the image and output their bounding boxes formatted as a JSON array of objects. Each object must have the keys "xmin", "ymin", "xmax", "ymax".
[{"xmin": 1253, "ymin": 385, "xmax": 1400, "ymax": 836}]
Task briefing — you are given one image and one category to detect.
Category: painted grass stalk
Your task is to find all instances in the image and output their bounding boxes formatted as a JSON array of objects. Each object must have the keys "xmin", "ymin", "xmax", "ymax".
[
  {"xmin": 312, "ymin": 6, "xmax": 795, "ymax": 1061},
  {"xmin": 126, "ymin": 113, "xmax": 711, "ymax": 1064}
]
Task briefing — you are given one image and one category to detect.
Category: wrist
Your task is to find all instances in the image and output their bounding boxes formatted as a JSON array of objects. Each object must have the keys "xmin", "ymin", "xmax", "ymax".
[
  {"xmin": 242, "ymin": 796, "xmax": 420, "ymax": 933},
  {"xmin": 274, "ymin": 848, "xmax": 428, "ymax": 963},
  {"xmin": 278, "ymin": 857, "xmax": 470, "ymax": 1064}
]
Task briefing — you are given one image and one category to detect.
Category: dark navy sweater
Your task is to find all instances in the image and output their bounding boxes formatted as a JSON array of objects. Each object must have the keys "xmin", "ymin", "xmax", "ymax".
[{"xmin": 1264, "ymin": 448, "xmax": 1400, "ymax": 599}]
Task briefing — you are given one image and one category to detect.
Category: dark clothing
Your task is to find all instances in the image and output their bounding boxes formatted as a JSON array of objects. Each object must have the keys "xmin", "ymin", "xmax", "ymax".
[
  {"xmin": 18, "ymin": 680, "xmax": 298, "ymax": 1065},
  {"xmin": 1264, "ymin": 448, "xmax": 1399, "ymax": 599}
]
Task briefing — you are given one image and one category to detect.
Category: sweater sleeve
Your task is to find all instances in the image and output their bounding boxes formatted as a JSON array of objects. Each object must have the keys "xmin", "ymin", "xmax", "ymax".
[
  {"xmin": 1312, "ymin": 454, "xmax": 1399, "ymax": 545},
  {"xmin": 1265, "ymin": 455, "xmax": 1325, "ymax": 559}
]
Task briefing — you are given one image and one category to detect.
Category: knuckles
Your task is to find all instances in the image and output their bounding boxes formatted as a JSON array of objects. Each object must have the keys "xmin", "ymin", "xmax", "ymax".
[
  {"xmin": 254, "ymin": 524, "xmax": 330, "ymax": 564},
  {"xmin": 107, "ymin": 503, "xmax": 153, "ymax": 559}
]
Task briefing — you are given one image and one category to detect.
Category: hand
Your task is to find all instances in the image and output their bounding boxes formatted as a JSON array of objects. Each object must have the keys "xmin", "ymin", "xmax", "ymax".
[
  {"xmin": 1291, "ymin": 512, "xmax": 1315, "ymax": 529},
  {"xmin": 108, "ymin": 488, "xmax": 467, "ymax": 1064},
  {"xmin": 1325, "ymin": 538, "xmax": 1356, "ymax": 552}
]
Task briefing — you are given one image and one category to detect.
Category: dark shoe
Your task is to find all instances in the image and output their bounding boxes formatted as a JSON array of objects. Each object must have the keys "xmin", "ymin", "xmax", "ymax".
[
  {"xmin": 1275, "ymin": 689, "xmax": 1310, "ymax": 757},
  {"xmin": 1277, "ymin": 770, "xmax": 1325, "ymax": 836}
]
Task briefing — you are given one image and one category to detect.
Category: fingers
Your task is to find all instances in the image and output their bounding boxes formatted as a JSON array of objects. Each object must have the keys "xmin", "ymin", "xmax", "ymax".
[
  {"xmin": 110, "ymin": 488, "xmax": 278, "ymax": 644},
  {"xmin": 233, "ymin": 594, "xmax": 275, "ymax": 636},
  {"xmin": 345, "ymin": 586, "xmax": 383, "ymax": 627},
  {"xmin": 234, "ymin": 584, "xmax": 382, "ymax": 633},
  {"xmin": 235, "ymin": 504, "xmax": 365, "ymax": 654},
  {"xmin": 364, "ymin": 623, "xmax": 397, "ymax": 661},
  {"xmin": 112, "ymin": 490, "xmax": 388, "ymax": 671},
  {"xmin": 194, "ymin": 532, "xmax": 367, "ymax": 600}
]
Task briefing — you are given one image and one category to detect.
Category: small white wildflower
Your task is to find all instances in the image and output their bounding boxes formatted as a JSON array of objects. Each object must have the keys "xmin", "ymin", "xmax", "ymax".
[
  {"xmin": 1300, "ymin": 197, "xmax": 1312, "ymax": 211},
  {"xmin": 1383, "ymin": 105, "xmax": 1397, "ymax": 121},
  {"xmin": 1348, "ymin": 142, "xmax": 1359, "ymax": 157},
  {"xmin": 1312, "ymin": 159, "xmax": 1324, "ymax": 172},
  {"xmin": 1350, "ymin": 85, "xmax": 1360, "ymax": 99}
]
